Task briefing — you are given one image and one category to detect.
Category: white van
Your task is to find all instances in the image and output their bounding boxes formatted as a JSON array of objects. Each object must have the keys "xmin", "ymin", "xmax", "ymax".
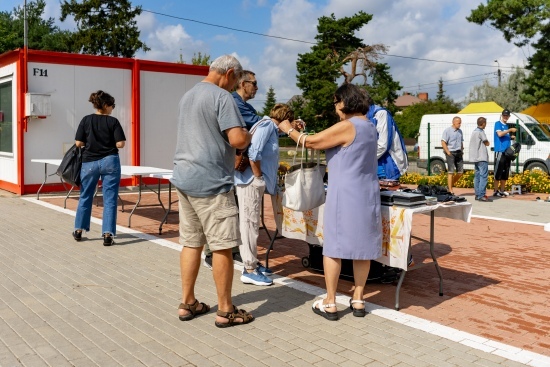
[{"xmin": 417, "ymin": 112, "xmax": 550, "ymax": 174}]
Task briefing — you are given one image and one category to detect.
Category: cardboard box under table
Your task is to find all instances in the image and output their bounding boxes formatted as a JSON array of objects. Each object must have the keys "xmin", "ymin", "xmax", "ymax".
[{"xmin": 269, "ymin": 192, "xmax": 472, "ymax": 310}]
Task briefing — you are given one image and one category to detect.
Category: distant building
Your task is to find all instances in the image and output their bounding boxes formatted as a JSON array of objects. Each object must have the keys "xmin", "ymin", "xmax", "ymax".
[{"xmin": 394, "ymin": 92, "xmax": 428, "ymax": 109}]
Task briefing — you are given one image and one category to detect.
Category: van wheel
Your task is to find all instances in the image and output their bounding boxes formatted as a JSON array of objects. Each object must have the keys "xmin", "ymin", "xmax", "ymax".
[
  {"xmin": 526, "ymin": 162, "xmax": 548, "ymax": 174},
  {"xmin": 429, "ymin": 160, "xmax": 446, "ymax": 174}
]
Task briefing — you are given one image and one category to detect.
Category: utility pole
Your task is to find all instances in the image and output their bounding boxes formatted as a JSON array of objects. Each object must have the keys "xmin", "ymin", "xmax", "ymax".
[{"xmin": 494, "ymin": 60, "xmax": 501, "ymax": 87}]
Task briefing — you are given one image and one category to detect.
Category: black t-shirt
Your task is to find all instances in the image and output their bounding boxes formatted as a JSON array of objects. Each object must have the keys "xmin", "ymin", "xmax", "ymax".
[{"xmin": 75, "ymin": 114, "xmax": 126, "ymax": 162}]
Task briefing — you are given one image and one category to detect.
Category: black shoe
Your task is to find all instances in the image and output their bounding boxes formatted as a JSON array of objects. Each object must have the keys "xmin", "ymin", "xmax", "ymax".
[
  {"xmin": 233, "ymin": 252, "xmax": 243, "ymax": 265},
  {"xmin": 103, "ymin": 234, "xmax": 114, "ymax": 246},
  {"xmin": 72, "ymin": 230, "xmax": 82, "ymax": 242},
  {"xmin": 203, "ymin": 255, "xmax": 213, "ymax": 270}
]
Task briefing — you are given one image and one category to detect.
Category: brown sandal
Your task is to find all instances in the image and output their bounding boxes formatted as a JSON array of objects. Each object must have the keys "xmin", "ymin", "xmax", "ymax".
[
  {"xmin": 178, "ymin": 299, "xmax": 210, "ymax": 321},
  {"xmin": 214, "ymin": 306, "xmax": 254, "ymax": 328}
]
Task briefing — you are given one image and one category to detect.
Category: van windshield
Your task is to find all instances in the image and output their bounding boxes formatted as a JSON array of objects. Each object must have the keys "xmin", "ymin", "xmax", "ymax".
[{"xmin": 524, "ymin": 123, "xmax": 550, "ymax": 142}]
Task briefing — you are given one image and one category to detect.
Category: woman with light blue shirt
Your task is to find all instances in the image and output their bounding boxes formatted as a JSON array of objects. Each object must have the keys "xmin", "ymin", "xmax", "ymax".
[{"xmin": 235, "ymin": 103, "xmax": 294, "ymax": 286}]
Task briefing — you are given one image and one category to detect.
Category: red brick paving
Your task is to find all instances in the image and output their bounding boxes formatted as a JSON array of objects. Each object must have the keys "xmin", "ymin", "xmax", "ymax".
[{"xmin": 43, "ymin": 188, "xmax": 550, "ymax": 356}]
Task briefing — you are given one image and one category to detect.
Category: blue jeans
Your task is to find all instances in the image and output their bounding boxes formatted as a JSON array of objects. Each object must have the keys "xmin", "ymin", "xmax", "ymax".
[
  {"xmin": 474, "ymin": 161, "xmax": 488, "ymax": 199},
  {"xmin": 75, "ymin": 155, "xmax": 121, "ymax": 236}
]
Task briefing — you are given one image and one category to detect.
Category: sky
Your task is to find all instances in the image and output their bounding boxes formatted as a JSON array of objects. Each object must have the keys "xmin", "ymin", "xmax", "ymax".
[{"xmin": 2, "ymin": 0, "xmax": 532, "ymax": 111}]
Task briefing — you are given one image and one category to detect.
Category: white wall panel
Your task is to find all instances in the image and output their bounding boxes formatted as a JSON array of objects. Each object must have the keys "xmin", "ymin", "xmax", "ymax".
[
  {"xmin": 140, "ymin": 72, "xmax": 203, "ymax": 169},
  {"xmin": 24, "ymin": 63, "xmax": 132, "ymax": 185}
]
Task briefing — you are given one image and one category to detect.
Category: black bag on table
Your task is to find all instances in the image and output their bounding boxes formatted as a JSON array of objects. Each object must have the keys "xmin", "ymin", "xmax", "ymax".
[{"xmin": 56, "ymin": 144, "xmax": 83, "ymax": 187}]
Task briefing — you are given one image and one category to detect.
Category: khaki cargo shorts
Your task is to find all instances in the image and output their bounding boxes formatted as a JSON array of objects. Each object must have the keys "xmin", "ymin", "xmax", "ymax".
[{"xmin": 176, "ymin": 188, "xmax": 240, "ymax": 251}]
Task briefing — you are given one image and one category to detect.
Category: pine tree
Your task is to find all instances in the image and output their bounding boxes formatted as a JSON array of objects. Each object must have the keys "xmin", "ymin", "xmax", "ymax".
[
  {"xmin": 261, "ymin": 86, "xmax": 277, "ymax": 116},
  {"xmin": 60, "ymin": 0, "xmax": 149, "ymax": 58}
]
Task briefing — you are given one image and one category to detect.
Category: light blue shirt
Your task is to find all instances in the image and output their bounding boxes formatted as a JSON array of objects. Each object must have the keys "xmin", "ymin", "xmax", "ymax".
[{"xmin": 234, "ymin": 118, "xmax": 280, "ymax": 195}]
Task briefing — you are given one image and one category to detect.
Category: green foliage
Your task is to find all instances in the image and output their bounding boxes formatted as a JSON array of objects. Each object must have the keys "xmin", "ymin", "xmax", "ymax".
[
  {"xmin": 400, "ymin": 170, "xmax": 550, "ymax": 193},
  {"xmin": 296, "ymin": 11, "xmax": 374, "ymax": 131},
  {"xmin": 60, "ymin": 0, "xmax": 149, "ymax": 58},
  {"xmin": 393, "ymin": 99, "xmax": 461, "ymax": 138},
  {"xmin": 261, "ymin": 86, "xmax": 277, "ymax": 117},
  {"xmin": 436, "ymin": 78, "xmax": 445, "ymax": 101},
  {"xmin": 467, "ymin": 0, "xmax": 550, "ymax": 104},
  {"xmin": 0, "ymin": 0, "xmax": 74, "ymax": 54},
  {"xmin": 191, "ymin": 52, "xmax": 211, "ymax": 66},
  {"xmin": 364, "ymin": 63, "xmax": 402, "ymax": 113},
  {"xmin": 466, "ymin": 67, "xmax": 529, "ymax": 111}
]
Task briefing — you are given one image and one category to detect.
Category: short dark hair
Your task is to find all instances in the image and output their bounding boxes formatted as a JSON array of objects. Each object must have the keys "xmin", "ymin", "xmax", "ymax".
[
  {"xmin": 333, "ymin": 83, "xmax": 370, "ymax": 115},
  {"xmin": 477, "ymin": 117, "xmax": 487, "ymax": 126}
]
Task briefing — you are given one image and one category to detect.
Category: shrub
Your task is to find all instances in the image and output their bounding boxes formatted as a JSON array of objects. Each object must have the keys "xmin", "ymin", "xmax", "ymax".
[{"xmin": 399, "ymin": 170, "xmax": 550, "ymax": 193}]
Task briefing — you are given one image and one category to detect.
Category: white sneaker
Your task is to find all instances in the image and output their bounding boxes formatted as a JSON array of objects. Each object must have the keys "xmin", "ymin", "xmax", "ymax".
[
  {"xmin": 240, "ymin": 268, "xmax": 273, "ymax": 286},
  {"xmin": 502, "ymin": 191, "xmax": 510, "ymax": 196}
]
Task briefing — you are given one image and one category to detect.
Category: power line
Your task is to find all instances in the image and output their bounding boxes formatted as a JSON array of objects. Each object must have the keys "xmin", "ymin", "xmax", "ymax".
[
  {"xmin": 142, "ymin": 9, "xmax": 521, "ymax": 70},
  {"xmin": 402, "ymin": 72, "xmax": 495, "ymax": 89}
]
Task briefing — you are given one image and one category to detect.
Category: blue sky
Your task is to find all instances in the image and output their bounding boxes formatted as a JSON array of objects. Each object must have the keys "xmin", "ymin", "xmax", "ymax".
[{"xmin": 2, "ymin": 0, "xmax": 531, "ymax": 111}]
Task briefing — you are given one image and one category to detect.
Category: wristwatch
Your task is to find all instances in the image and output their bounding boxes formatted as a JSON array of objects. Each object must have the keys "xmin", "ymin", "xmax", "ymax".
[{"xmin": 287, "ymin": 128, "xmax": 294, "ymax": 135}]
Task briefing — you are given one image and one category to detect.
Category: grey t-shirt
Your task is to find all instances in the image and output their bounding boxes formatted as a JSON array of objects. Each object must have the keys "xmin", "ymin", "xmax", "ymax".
[
  {"xmin": 469, "ymin": 127, "xmax": 489, "ymax": 162},
  {"xmin": 441, "ymin": 126, "xmax": 463, "ymax": 151},
  {"xmin": 171, "ymin": 82, "xmax": 245, "ymax": 197}
]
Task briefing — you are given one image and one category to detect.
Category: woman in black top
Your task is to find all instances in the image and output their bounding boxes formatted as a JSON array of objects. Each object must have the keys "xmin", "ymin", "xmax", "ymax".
[{"xmin": 73, "ymin": 91, "xmax": 126, "ymax": 246}]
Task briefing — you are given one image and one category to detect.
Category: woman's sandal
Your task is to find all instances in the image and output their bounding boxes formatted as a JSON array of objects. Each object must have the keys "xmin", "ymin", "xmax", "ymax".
[
  {"xmin": 349, "ymin": 299, "xmax": 367, "ymax": 317},
  {"xmin": 214, "ymin": 306, "xmax": 254, "ymax": 328},
  {"xmin": 178, "ymin": 299, "xmax": 210, "ymax": 321},
  {"xmin": 312, "ymin": 299, "xmax": 339, "ymax": 321}
]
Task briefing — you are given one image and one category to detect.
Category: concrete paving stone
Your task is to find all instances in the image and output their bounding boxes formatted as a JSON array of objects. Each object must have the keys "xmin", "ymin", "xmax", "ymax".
[
  {"xmin": 43, "ymin": 353, "xmax": 75, "ymax": 367},
  {"xmin": 130, "ymin": 348, "xmax": 167, "ymax": 367},
  {"xmin": 313, "ymin": 347, "xmax": 350, "ymax": 364},
  {"xmin": 153, "ymin": 351, "xmax": 194, "ymax": 367},
  {"xmin": 262, "ymin": 354, "xmax": 296, "ymax": 367},
  {"xmin": 8, "ymin": 343, "xmax": 36, "ymax": 359},
  {"xmin": 468, "ymin": 348, "xmax": 509, "ymax": 363},
  {"xmin": 106, "ymin": 348, "xmax": 144, "ymax": 366},
  {"xmin": 289, "ymin": 359, "xmax": 322, "ymax": 367},
  {"xmin": 338, "ymin": 360, "xmax": 365, "ymax": 367},
  {"xmin": 286, "ymin": 337, "xmax": 322, "ymax": 352},
  {"xmin": 387, "ymin": 343, "xmax": 429, "ymax": 359},
  {"xmin": 502, "ymin": 360, "xmax": 531, "ymax": 367},
  {"xmin": 208, "ymin": 353, "xmax": 244, "ymax": 367},
  {"xmin": 81, "ymin": 346, "xmax": 121, "ymax": 366},
  {"xmin": 289, "ymin": 347, "xmax": 325, "ymax": 364},
  {"xmin": 68, "ymin": 357, "xmax": 102, "ymax": 367},
  {"xmin": 53, "ymin": 343, "xmax": 89, "ymax": 362},
  {"xmin": 180, "ymin": 353, "xmax": 218, "ymax": 367},
  {"xmin": 445, "ymin": 347, "xmax": 485, "ymax": 363},
  {"xmin": 0, "ymin": 350, "xmax": 22, "ymax": 367},
  {"xmin": 338, "ymin": 349, "xmax": 375, "ymax": 365},
  {"xmin": 18, "ymin": 353, "xmax": 48, "ymax": 367},
  {"xmin": 266, "ymin": 336, "xmax": 299, "ymax": 353},
  {"xmin": 416, "ymin": 354, "xmax": 457, "ymax": 367},
  {"xmin": 33, "ymin": 344, "xmax": 62, "ymax": 360},
  {"xmin": 472, "ymin": 358, "xmax": 508, "ymax": 367},
  {"xmin": 263, "ymin": 346, "xmax": 298, "ymax": 363}
]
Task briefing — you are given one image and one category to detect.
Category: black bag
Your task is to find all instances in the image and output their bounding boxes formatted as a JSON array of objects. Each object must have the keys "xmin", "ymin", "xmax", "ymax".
[
  {"xmin": 504, "ymin": 142, "xmax": 521, "ymax": 160},
  {"xmin": 56, "ymin": 144, "xmax": 83, "ymax": 187},
  {"xmin": 304, "ymin": 244, "xmax": 401, "ymax": 283}
]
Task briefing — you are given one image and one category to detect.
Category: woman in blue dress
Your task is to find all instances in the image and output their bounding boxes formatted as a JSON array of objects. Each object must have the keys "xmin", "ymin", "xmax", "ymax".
[{"xmin": 279, "ymin": 83, "xmax": 381, "ymax": 320}]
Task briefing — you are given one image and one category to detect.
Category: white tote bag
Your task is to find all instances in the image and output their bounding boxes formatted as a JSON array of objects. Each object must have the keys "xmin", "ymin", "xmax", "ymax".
[{"xmin": 283, "ymin": 134, "xmax": 326, "ymax": 211}]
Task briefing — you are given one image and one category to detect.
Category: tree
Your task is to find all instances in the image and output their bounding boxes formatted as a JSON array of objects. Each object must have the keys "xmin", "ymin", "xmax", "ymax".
[
  {"xmin": 191, "ymin": 52, "xmax": 211, "ymax": 66},
  {"xmin": 393, "ymin": 99, "xmax": 461, "ymax": 139},
  {"xmin": 60, "ymin": 0, "xmax": 149, "ymax": 58},
  {"xmin": 296, "ymin": 11, "xmax": 391, "ymax": 131},
  {"xmin": 363, "ymin": 63, "xmax": 401, "ymax": 114},
  {"xmin": 467, "ymin": 0, "xmax": 550, "ymax": 104},
  {"xmin": 261, "ymin": 86, "xmax": 277, "ymax": 116},
  {"xmin": 436, "ymin": 78, "xmax": 445, "ymax": 101},
  {"xmin": 465, "ymin": 67, "xmax": 529, "ymax": 112},
  {"xmin": 0, "ymin": 0, "xmax": 74, "ymax": 54}
]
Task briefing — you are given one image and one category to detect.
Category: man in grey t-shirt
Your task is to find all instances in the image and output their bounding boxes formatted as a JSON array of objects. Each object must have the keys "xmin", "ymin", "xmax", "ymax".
[
  {"xmin": 441, "ymin": 116, "xmax": 464, "ymax": 194},
  {"xmin": 469, "ymin": 116, "xmax": 491, "ymax": 201},
  {"xmin": 171, "ymin": 55, "xmax": 254, "ymax": 327}
]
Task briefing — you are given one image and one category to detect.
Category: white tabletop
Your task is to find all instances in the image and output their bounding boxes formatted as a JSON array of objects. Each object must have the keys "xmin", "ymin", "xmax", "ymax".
[
  {"xmin": 149, "ymin": 172, "xmax": 173, "ymax": 179},
  {"xmin": 121, "ymin": 166, "xmax": 173, "ymax": 176},
  {"xmin": 31, "ymin": 159, "xmax": 62, "ymax": 165}
]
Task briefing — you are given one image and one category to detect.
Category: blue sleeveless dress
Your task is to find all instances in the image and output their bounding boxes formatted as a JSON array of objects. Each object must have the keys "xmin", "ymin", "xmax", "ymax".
[{"xmin": 323, "ymin": 116, "xmax": 382, "ymax": 260}]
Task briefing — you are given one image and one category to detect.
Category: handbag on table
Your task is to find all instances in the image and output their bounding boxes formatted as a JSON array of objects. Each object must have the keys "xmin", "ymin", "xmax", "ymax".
[
  {"xmin": 56, "ymin": 144, "xmax": 83, "ymax": 187},
  {"xmin": 282, "ymin": 133, "xmax": 326, "ymax": 211}
]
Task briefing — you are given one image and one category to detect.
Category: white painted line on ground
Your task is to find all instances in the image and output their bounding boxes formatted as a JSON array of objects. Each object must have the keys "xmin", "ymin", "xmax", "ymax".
[{"xmin": 23, "ymin": 196, "xmax": 550, "ymax": 367}]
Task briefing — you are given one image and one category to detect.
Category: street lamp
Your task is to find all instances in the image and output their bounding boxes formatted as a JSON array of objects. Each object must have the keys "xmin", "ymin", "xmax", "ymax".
[{"xmin": 494, "ymin": 60, "xmax": 501, "ymax": 87}]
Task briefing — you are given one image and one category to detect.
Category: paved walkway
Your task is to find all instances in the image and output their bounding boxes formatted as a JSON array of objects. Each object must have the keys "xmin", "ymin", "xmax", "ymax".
[{"xmin": 0, "ymin": 191, "xmax": 549, "ymax": 366}]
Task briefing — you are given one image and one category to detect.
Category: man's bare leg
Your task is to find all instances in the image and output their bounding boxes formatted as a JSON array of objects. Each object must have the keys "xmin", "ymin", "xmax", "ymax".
[{"xmin": 179, "ymin": 246, "xmax": 206, "ymax": 317}]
